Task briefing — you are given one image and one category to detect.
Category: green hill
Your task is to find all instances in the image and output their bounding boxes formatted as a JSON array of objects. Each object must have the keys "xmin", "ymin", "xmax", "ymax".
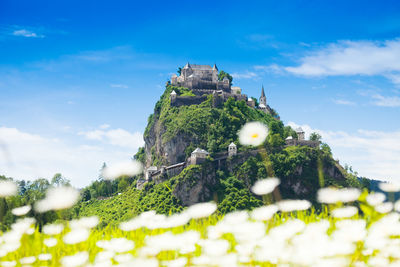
[{"xmin": 75, "ymin": 83, "xmax": 367, "ymax": 226}]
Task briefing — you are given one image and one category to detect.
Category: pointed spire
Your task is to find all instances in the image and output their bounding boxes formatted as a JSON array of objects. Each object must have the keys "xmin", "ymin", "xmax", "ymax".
[
  {"xmin": 213, "ymin": 63, "xmax": 218, "ymax": 71},
  {"xmin": 183, "ymin": 62, "xmax": 191, "ymax": 69},
  {"xmin": 261, "ymin": 85, "xmax": 265, "ymax": 98}
]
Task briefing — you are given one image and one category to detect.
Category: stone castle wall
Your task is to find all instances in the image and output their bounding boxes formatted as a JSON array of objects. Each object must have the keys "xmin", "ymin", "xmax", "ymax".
[
  {"xmin": 171, "ymin": 95, "xmax": 208, "ymax": 107},
  {"xmin": 285, "ymin": 139, "xmax": 320, "ymax": 148}
]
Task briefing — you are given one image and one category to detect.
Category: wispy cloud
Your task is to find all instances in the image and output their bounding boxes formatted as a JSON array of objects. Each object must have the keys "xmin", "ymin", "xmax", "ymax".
[
  {"xmin": 237, "ymin": 33, "xmax": 282, "ymax": 50},
  {"xmin": 281, "ymin": 39, "xmax": 400, "ymax": 85},
  {"xmin": 288, "ymin": 122, "xmax": 400, "ymax": 183},
  {"xmin": 332, "ymin": 99, "xmax": 356, "ymax": 106},
  {"xmin": 12, "ymin": 29, "xmax": 44, "ymax": 38},
  {"xmin": 231, "ymin": 71, "xmax": 259, "ymax": 80},
  {"xmin": 110, "ymin": 84, "xmax": 129, "ymax": 88},
  {"xmin": 78, "ymin": 126, "xmax": 144, "ymax": 150},
  {"xmin": 254, "ymin": 64, "xmax": 285, "ymax": 75},
  {"xmin": 371, "ymin": 94, "xmax": 400, "ymax": 107}
]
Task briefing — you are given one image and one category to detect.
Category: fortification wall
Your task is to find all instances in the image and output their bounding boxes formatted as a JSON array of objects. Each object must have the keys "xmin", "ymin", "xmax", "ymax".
[
  {"xmin": 171, "ymin": 95, "xmax": 208, "ymax": 107},
  {"xmin": 285, "ymin": 139, "xmax": 320, "ymax": 148}
]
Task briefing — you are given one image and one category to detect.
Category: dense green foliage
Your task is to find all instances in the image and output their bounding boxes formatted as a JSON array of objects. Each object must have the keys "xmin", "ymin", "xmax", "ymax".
[
  {"xmin": 218, "ymin": 70, "xmax": 233, "ymax": 84},
  {"xmin": 0, "ymin": 174, "xmax": 74, "ymax": 230}
]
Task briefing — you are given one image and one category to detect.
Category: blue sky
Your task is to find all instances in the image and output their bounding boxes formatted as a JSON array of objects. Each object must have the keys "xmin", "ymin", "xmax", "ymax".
[{"xmin": 1, "ymin": 0, "xmax": 400, "ymax": 187}]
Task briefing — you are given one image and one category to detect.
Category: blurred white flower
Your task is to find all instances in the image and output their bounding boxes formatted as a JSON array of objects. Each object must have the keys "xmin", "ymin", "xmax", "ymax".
[
  {"xmin": 38, "ymin": 253, "xmax": 52, "ymax": 261},
  {"xmin": 277, "ymin": 199, "xmax": 311, "ymax": 212},
  {"xmin": 238, "ymin": 121, "xmax": 268, "ymax": 146},
  {"xmin": 61, "ymin": 252, "xmax": 89, "ymax": 267},
  {"xmin": 70, "ymin": 216, "xmax": 99, "ymax": 229},
  {"xmin": 144, "ymin": 231, "xmax": 200, "ymax": 255},
  {"xmin": 35, "ymin": 186, "xmax": 80, "ymax": 212},
  {"xmin": 26, "ymin": 227, "xmax": 35, "ymax": 235},
  {"xmin": 19, "ymin": 256, "xmax": 36, "ymax": 264},
  {"xmin": 43, "ymin": 224, "xmax": 64, "ymax": 235},
  {"xmin": 43, "ymin": 223, "xmax": 64, "ymax": 235},
  {"xmin": 94, "ymin": 251, "xmax": 115, "ymax": 263},
  {"xmin": 366, "ymin": 192, "xmax": 386, "ymax": 206},
  {"xmin": 378, "ymin": 182, "xmax": 400, "ymax": 192},
  {"xmin": 251, "ymin": 177, "xmax": 280, "ymax": 195},
  {"xmin": 102, "ymin": 160, "xmax": 143, "ymax": 180},
  {"xmin": 96, "ymin": 238, "xmax": 134, "ymax": 253},
  {"xmin": 250, "ymin": 205, "xmax": 278, "ymax": 221},
  {"xmin": 63, "ymin": 228, "xmax": 90, "ymax": 244},
  {"xmin": 375, "ymin": 202, "xmax": 393, "ymax": 214},
  {"xmin": 332, "ymin": 206, "xmax": 358, "ymax": 218},
  {"xmin": 0, "ymin": 180, "xmax": 18, "ymax": 197},
  {"xmin": 113, "ymin": 253, "xmax": 133, "ymax": 263},
  {"xmin": 162, "ymin": 257, "xmax": 187, "ymax": 267},
  {"xmin": 0, "ymin": 261, "xmax": 16, "ymax": 267},
  {"xmin": 125, "ymin": 258, "xmax": 158, "ymax": 267},
  {"xmin": 317, "ymin": 188, "xmax": 360, "ymax": 204},
  {"xmin": 43, "ymin": 238, "xmax": 57, "ymax": 247},
  {"xmin": 11, "ymin": 217, "xmax": 35, "ymax": 234},
  {"xmin": 11, "ymin": 205, "xmax": 31, "ymax": 216},
  {"xmin": 199, "ymin": 239, "xmax": 230, "ymax": 257},
  {"xmin": 185, "ymin": 202, "xmax": 217, "ymax": 219},
  {"xmin": 394, "ymin": 199, "xmax": 400, "ymax": 212}
]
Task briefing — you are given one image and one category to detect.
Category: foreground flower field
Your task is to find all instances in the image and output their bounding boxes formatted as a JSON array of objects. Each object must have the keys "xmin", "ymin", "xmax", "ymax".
[{"xmin": 1, "ymin": 186, "xmax": 400, "ymax": 267}]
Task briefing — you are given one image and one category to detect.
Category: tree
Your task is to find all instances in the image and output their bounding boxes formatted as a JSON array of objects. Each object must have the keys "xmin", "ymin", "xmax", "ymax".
[
  {"xmin": 218, "ymin": 70, "xmax": 233, "ymax": 84},
  {"xmin": 321, "ymin": 143, "xmax": 332, "ymax": 155},
  {"xmin": 251, "ymin": 97, "xmax": 259, "ymax": 107},
  {"xmin": 82, "ymin": 188, "xmax": 91, "ymax": 201},
  {"xmin": 51, "ymin": 173, "xmax": 70, "ymax": 187},
  {"xmin": 177, "ymin": 67, "xmax": 182, "ymax": 76},
  {"xmin": 310, "ymin": 132, "xmax": 322, "ymax": 142},
  {"xmin": 118, "ymin": 178, "xmax": 129, "ymax": 192},
  {"xmin": 98, "ymin": 162, "xmax": 107, "ymax": 181}
]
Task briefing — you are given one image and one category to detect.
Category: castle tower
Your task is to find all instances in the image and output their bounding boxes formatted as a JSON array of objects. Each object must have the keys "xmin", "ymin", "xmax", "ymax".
[
  {"xmin": 296, "ymin": 127, "xmax": 305, "ymax": 140},
  {"xmin": 190, "ymin": 148, "xmax": 209, "ymax": 165},
  {"xmin": 182, "ymin": 62, "xmax": 192, "ymax": 79},
  {"xmin": 171, "ymin": 74, "xmax": 177, "ymax": 85},
  {"xmin": 170, "ymin": 90, "xmax": 177, "ymax": 102},
  {"xmin": 260, "ymin": 85, "xmax": 266, "ymax": 106},
  {"xmin": 228, "ymin": 142, "xmax": 237, "ymax": 157},
  {"xmin": 212, "ymin": 64, "xmax": 218, "ymax": 82}
]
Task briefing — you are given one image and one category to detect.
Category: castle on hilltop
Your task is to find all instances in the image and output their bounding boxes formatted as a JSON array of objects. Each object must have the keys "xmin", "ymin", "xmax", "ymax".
[
  {"xmin": 170, "ymin": 63, "xmax": 274, "ymax": 114},
  {"xmin": 171, "ymin": 63, "xmax": 230, "ymax": 94},
  {"xmin": 137, "ymin": 64, "xmax": 319, "ymax": 189}
]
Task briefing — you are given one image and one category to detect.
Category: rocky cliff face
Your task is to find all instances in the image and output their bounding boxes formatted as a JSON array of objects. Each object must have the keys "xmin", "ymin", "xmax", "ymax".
[{"xmin": 144, "ymin": 113, "xmax": 196, "ymax": 167}]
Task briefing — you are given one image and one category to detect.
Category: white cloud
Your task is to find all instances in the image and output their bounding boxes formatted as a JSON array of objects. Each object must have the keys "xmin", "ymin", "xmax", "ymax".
[
  {"xmin": 99, "ymin": 124, "xmax": 110, "ymax": 129},
  {"xmin": 79, "ymin": 127, "xmax": 144, "ymax": 150},
  {"xmin": 0, "ymin": 126, "xmax": 143, "ymax": 187},
  {"xmin": 371, "ymin": 94, "xmax": 400, "ymax": 107},
  {"xmin": 231, "ymin": 71, "xmax": 259, "ymax": 80},
  {"xmin": 283, "ymin": 39, "xmax": 400, "ymax": 84},
  {"xmin": 110, "ymin": 84, "xmax": 129, "ymax": 88},
  {"xmin": 13, "ymin": 29, "xmax": 44, "ymax": 38},
  {"xmin": 332, "ymin": 99, "xmax": 356, "ymax": 106},
  {"xmin": 288, "ymin": 122, "xmax": 400, "ymax": 183},
  {"xmin": 254, "ymin": 64, "xmax": 285, "ymax": 74}
]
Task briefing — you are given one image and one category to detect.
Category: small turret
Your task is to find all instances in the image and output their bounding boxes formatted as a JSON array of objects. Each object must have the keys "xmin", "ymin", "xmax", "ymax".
[
  {"xmin": 228, "ymin": 142, "xmax": 237, "ymax": 157},
  {"xmin": 296, "ymin": 127, "xmax": 305, "ymax": 140},
  {"xmin": 212, "ymin": 64, "xmax": 218, "ymax": 71},
  {"xmin": 170, "ymin": 90, "xmax": 177, "ymax": 102},
  {"xmin": 171, "ymin": 74, "xmax": 178, "ymax": 84}
]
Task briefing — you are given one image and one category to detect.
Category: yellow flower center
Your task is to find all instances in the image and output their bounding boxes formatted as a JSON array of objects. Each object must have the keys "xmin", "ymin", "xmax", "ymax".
[{"xmin": 251, "ymin": 133, "xmax": 259, "ymax": 139}]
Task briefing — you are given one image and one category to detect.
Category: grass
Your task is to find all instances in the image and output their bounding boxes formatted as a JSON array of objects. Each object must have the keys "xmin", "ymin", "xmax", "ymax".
[{"xmin": 2, "ymin": 189, "xmax": 400, "ymax": 266}]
